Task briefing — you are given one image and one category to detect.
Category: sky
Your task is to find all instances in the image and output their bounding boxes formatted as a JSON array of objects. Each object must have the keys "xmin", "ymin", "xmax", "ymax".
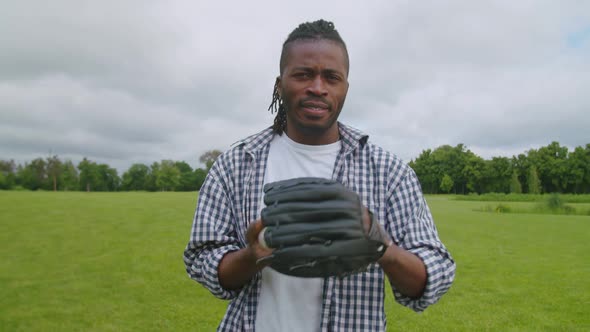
[{"xmin": 1, "ymin": 1, "xmax": 589, "ymax": 172}]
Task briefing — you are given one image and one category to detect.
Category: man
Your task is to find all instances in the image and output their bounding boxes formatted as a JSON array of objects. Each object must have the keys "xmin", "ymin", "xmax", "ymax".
[{"xmin": 184, "ymin": 19, "xmax": 455, "ymax": 331}]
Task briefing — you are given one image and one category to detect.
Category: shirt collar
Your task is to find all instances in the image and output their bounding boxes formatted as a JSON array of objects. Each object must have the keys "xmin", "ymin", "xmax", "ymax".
[
  {"xmin": 234, "ymin": 122, "xmax": 369, "ymax": 155},
  {"xmin": 337, "ymin": 122, "xmax": 369, "ymax": 155}
]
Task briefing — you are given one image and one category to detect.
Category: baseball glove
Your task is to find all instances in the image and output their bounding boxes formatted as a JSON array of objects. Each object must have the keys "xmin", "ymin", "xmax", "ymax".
[{"xmin": 258, "ymin": 177, "xmax": 391, "ymax": 278}]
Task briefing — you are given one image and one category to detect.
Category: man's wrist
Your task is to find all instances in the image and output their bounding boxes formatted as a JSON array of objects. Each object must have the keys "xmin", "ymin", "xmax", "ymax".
[
  {"xmin": 367, "ymin": 209, "xmax": 393, "ymax": 247},
  {"xmin": 377, "ymin": 243, "xmax": 397, "ymax": 267}
]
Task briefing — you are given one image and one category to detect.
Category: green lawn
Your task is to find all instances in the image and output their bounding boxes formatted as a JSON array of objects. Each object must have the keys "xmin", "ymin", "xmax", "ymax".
[{"xmin": 1, "ymin": 192, "xmax": 588, "ymax": 331}]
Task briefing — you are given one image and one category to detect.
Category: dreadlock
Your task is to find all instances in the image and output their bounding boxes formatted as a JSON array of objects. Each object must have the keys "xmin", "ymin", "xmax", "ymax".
[{"xmin": 268, "ymin": 19, "xmax": 349, "ymax": 134}]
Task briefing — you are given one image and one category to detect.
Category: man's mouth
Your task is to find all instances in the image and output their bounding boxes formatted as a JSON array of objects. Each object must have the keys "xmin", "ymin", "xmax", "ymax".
[{"xmin": 300, "ymin": 101, "xmax": 330, "ymax": 115}]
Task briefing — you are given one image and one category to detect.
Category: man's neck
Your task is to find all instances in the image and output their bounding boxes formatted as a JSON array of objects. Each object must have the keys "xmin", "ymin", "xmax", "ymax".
[{"xmin": 284, "ymin": 124, "xmax": 340, "ymax": 146}]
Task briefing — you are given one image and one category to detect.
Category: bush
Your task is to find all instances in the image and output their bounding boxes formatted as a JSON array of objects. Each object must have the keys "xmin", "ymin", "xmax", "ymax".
[
  {"xmin": 478, "ymin": 204, "xmax": 511, "ymax": 213},
  {"xmin": 532, "ymin": 194, "xmax": 578, "ymax": 215},
  {"xmin": 562, "ymin": 205, "xmax": 576, "ymax": 215},
  {"xmin": 455, "ymin": 193, "xmax": 590, "ymax": 203},
  {"xmin": 546, "ymin": 194, "xmax": 564, "ymax": 210},
  {"xmin": 495, "ymin": 204, "xmax": 511, "ymax": 213},
  {"xmin": 476, "ymin": 200, "xmax": 585, "ymax": 216}
]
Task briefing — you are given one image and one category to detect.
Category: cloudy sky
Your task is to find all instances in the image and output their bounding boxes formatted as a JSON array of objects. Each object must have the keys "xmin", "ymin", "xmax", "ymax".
[{"xmin": 1, "ymin": 1, "xmax": 589, "ymax": 172}]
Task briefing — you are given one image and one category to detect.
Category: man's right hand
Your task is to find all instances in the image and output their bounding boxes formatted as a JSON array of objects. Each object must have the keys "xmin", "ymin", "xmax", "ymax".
[
  {"xmin": 245, "ymin": 219, "xmax": 274, "ymax": 268},
  {"xmin": 218, "ymin": 219, "xmax": 274, "ymax": 291}
]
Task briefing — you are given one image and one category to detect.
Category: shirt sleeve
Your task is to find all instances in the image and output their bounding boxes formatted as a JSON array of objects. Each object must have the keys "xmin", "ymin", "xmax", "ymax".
[
  {"xmin": 183, "ymin": 168, "xmax": 242, "ymax": 300},
  {"xmin": 385, "ymin": 167, "xmax": 456, "ymax": 312}
]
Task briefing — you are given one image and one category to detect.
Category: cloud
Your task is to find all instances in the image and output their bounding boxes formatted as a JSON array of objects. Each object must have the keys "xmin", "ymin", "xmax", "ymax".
[
  {"xmin": 1, "ymin": 1, "xmax": 589, "ymax": 172},
  {"xmin": 343, "ymin": 1, "xmax": 590, "ymax": 160}
]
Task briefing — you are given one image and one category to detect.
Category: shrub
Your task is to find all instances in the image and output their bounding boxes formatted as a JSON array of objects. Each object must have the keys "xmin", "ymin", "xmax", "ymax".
[
  {"xmin": 455, "ymin": 193, "xmax": 590, "ymax": 203},
  {"xmin": 562, "ymin": 205, "xmax": 576, "ymax": 215},
  {"xmin": 477, "ymin": 204, "xmax": 512, "ymax": 213},
  {"xmin": 546, "ymin": 194, "xmax": 564, "ymax": 210},
  {"xmin": 495, "ymin": 204, "xmax": 511, "ymax": 213}
]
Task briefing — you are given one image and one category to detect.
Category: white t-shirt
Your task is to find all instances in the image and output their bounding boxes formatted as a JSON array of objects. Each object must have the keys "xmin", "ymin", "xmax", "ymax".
[{"xmin": 255, "ymin": 133, "xmax": 341, "ymax": 332}]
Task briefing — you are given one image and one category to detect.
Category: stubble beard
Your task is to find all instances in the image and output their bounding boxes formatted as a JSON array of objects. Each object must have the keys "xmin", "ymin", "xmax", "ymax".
[{"xmin": 285, "ymin": 105, "xmax": 341, "ymax": 137}]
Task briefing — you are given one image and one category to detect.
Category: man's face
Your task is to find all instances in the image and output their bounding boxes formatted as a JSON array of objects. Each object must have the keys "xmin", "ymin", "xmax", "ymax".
[{"xmin": 278, "ymin": 39, "xmax": 349, "ymax": 144}]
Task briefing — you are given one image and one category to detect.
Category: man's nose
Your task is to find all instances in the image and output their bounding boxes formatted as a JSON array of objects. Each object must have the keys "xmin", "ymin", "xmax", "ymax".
[{"xmin": 306, "ymin": 76, "xmax": 328, "ymax": 96}]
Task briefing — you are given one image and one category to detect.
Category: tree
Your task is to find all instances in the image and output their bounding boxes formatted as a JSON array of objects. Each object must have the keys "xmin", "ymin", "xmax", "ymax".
[
  {"xmin": 567, "ymin": 146, "xmax": 589, "ymax": 193},
  {"xmin": 510, "ymin": 171, "xmax": 522, "ymax": 194},
  {"xmin": 413, "ymin": 144, "xmax": 505, "ymax": 194},
  {"xmin": 533, "ymin": 142, "xmax": 568, "ymax": 193},
  {"xmin": 19, "ymin": 158, "xmax": 47, "ymax": 190},
  {"xmin": 410, "ymin": 149, "xmax": 441, "ymax": 194},
  {"xmin": 61, "ymin": 160, "xmax": 78, "ymax": 191},
  {"xmin": 199, "ymin": 150, "xmax": 222, "ymax": 170},
  {"xmin": 451, "ymin": 144, "xmax": 469, "ymax": 194},
  {"xmin": 156, "ymin": 160, "xmax": 180, "ymax": 191},
  {"xmin": 482, "ymin": 157, "xmax": 511, "ymax": 193},
  {"xmin": 511, "ymin": 153, "xmax": 530, "ymax": 191},
  {"xmin": 78, "ymin": 158, "xmax": 99, "ymax": 192},
  {"xmin": 145, "ymin": 162, "xmax": 160, "ymax": 192},
  {"xmin": 462, "ymin": 152, "xmax": 485, "ymax": 194},
  {"xmin": 0, "ymin": 159, "xmax": 17, "ymax": 189},
  {"xmin": 194, "ymin": 168, "xmax": 208, "ymax": 191},
  {"xmin": 175, "ymin": 161, "xmax": 197, "ymax": 191},
  {"xmin": 429, "ymin": 144, "xmax": 469, "ymax": 194},
  {"xmin": 121, "ymin": 163, "xmax": 149, "ymax": 191},
  {"xmin": 8, "ymin": 140, "xmax": 590, "ymax": 194},
  {"xmin": 97, "ymin": 164, "xmax": 120, "ymax": 191},
  {"xmin": 431, "ymin": 145, "xmax": 455, "ymax": 193},
  {"xmin": 45, "ymin": 155, "xmax": 63, "ymax": 191},
  {"xmin": 440, "ymin": 174, "xmax": 454, "ymax": 193},
  {"xmin": 175, "ymin": 161, "xmax": 192, "ymax": 174},
  {"xmin": 583, "ymin": 144, "xmax": 590, "ymax": 194},
  {"xmin": 527, "ymin": 165, "xmax": 541, "ymax": 194},
  {"xmin": 0, "ymin": 171, "xmax": 6, "ymax": 190}
]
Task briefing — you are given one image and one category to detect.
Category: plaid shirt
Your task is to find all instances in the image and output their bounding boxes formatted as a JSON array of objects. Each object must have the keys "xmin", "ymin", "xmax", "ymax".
[{"xmin": 184, "ymin": 123, "xmax": 455, "ymax": 332}]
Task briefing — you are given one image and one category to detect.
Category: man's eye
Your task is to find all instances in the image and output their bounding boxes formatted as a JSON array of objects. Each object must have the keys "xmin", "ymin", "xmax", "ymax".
[{"xmin": 326, "ymin": 74, "xmax": 341, "ymax": 81}]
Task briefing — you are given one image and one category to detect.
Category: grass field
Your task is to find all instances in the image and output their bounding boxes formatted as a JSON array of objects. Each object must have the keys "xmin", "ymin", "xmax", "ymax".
[
  {"xmin": 454, "ymin": 193, "xmax": 590, "ymax": 203},
  {"xmin": 1, "ymin": 191, "xmax": 589, "ymax": 331}
]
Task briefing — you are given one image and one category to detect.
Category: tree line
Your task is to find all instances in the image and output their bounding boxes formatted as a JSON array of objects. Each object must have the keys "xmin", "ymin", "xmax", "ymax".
[
  {"xmin": 409, "ymin": 142, "xmax": 590, "ymax": 194},
  {"xmin": 0, "ymin": 150, "xmax": 222, "ymax": 192},
  {"xmin": 2, "ymin": 142, "xmax": 589, "ymax": 194}
]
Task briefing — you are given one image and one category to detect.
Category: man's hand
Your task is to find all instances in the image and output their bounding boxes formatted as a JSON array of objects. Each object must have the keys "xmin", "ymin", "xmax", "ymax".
[
  {"xmin": 245, "ymin": 219, "xmax": 274, "ymax": 267},
  {"xmin": 218, "ymin": 219, "xmax": 273, "ymax": 291}
]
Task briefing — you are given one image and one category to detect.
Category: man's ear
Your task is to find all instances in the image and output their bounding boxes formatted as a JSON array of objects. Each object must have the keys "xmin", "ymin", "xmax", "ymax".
[{"xmin": 274, "ymin": 76, "xmax": 281, "ymax": 97}]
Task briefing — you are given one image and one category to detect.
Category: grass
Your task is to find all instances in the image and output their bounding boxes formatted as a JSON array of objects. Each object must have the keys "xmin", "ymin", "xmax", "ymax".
[
  {"xmin": 476, "ymin": 194, "xmax": 590, "ymax": 216},
  {"xmin": 1, "ymin": 192, "xmax": 589, "ymax": 331},
  {"xmin": 478, "ymin": 203, "xmax": 590, "ymax": 216},
  {"xmin": 0, "ymin": 191, "xmax": 220, "ymax": 331},
  {"xmin": 454, "ymin": 193, "xmax": 590, "ymax": 203}
]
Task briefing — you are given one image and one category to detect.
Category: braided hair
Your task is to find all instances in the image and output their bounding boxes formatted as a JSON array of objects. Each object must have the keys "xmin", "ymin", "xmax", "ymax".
[{"xmin": 268, "ymin": 19, "xmax": 349, "ymax": 134}]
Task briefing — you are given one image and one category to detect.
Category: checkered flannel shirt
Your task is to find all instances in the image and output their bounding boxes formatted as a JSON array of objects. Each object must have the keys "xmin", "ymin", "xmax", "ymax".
[{"xmin": 183, "ymin": 123, "xmax": 455, "ymax": 332}]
